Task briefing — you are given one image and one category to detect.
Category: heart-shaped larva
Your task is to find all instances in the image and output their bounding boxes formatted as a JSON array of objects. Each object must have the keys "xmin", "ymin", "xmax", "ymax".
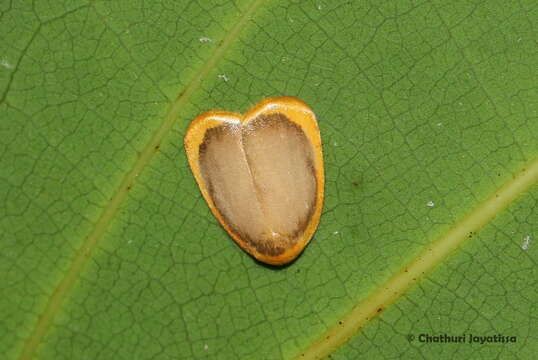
[{"xmin": 184, "ymin": 97, "xmax": 324, "ymax": 265}]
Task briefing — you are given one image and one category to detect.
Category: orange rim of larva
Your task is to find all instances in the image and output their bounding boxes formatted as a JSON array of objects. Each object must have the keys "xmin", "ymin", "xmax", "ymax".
[{"xmin": 184, "ymin": 97, "xmax": 324, "ymax": 265}]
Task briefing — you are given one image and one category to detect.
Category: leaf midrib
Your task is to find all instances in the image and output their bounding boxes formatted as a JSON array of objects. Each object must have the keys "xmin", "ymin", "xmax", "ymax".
[{"xmin": 16, "ymin": 1, "xmax": 266, "ymax": 359}]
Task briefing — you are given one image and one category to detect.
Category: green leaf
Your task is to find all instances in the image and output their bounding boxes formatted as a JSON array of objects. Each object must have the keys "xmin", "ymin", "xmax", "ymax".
[{"xmin": 1, "ymin": 0, "xmax": 537, "ymax": 359}]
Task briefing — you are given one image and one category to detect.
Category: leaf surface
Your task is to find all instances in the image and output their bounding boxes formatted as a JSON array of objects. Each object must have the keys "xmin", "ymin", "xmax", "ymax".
[{"xmin": 1, "ymin": 0, "xmax": 537, "ymax": 359}]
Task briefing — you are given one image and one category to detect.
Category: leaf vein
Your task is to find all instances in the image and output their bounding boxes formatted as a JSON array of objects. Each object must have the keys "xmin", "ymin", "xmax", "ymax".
[
  {"xmin": 16, "ymin": 1, "xmax": 266, "ymax": 359},
  {"xmin": 297, "ymin": 158, "xmax": 538, "ymax": 360}
]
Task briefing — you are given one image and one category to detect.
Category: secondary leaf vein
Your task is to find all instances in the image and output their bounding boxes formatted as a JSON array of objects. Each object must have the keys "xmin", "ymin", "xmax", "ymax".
[
  {"xmin": 297, "ymin": 158, "xmax": 538, "ymax": 360},
  {"xmin": 16, "ymin": 1, "xmax": 266, "ymax": 359}
]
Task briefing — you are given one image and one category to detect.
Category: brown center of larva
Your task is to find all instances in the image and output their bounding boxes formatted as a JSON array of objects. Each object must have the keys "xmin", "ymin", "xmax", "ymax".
[{"xmin": 198, "ymin": 113, "xmax": 317, "ymax": 256}]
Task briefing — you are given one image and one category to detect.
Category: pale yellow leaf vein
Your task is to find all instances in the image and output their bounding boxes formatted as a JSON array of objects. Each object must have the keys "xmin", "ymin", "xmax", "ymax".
[
  {"xmin": 297, "ymin": 157, "xmax": 538, "ymax": 360},
  {"xmin": 17, "ymin": 1, "xmax": 266, "ymax": 359}
]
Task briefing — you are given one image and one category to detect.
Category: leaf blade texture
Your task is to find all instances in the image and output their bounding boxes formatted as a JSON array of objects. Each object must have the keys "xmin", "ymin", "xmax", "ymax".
[{"xmin": 1, "ymin": 0, "xmax": 537, "ymax": 359}]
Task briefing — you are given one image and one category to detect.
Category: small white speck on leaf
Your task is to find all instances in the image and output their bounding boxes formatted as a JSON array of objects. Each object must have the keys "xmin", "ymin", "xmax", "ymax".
[
  {"xmin": 217, "ymin": 74, "xmax": 229, "ymax": 82},
  {"xmin": 437, "ymin": 122, "xmax": 443, "ymax": 126},
  {"xmin": 332, "ymin": 141, "xmax": 338, "ymax": 147},
  {"xmin": 204, "ymin": 344, "xmax": 209, "ymax": 351},
  {"xmin": 521, "ymin": 235, "xmax": 531, "ymax": 250},
  {"xmin": 317, "ymin": 4, "xmax": 323, "ymax": 10},
  {"xmin": 517, "ymin": 38, "xmax": 522, "ymax": 43},
  {"xmin": 333, "ymin": 231, "xmax": 339, "ymax": 235},
  {"xmin": 1, "ymin": 59, "xmax": 13, "ymax": 69},
  {"xmin": 199, "ymin": 37, "xmax": 212, "ymax": 43},
  {"xmin": 426, "ymin": 201, "xmax": 435, "ymax": 207}
]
